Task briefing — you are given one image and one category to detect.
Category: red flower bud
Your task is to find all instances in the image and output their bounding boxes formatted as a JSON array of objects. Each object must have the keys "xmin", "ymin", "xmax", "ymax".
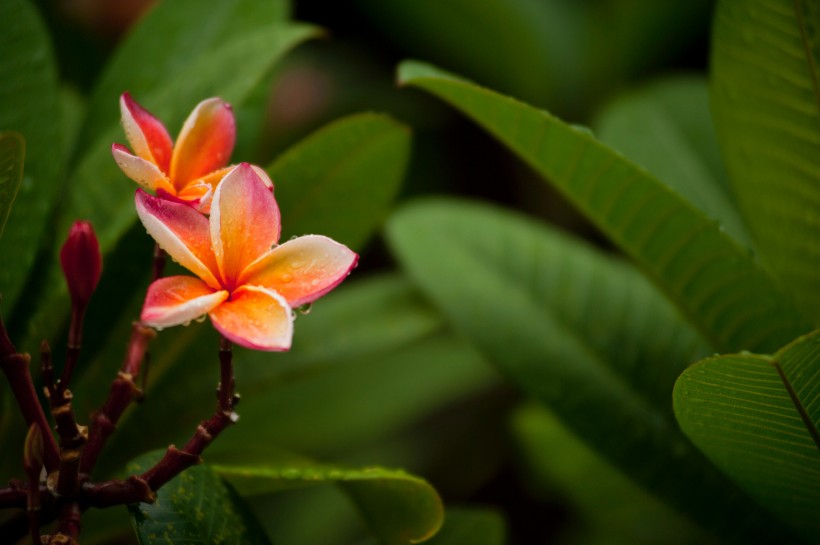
[{"xmin": 60, "ymin": 221, "xmax": 102, "ymax": 311}]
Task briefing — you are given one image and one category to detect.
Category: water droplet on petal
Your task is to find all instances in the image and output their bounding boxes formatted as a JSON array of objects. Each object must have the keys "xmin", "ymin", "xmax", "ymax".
[
  {"xmin": 297, "ymin": 303, "xmax": 313, "ymax": 315},
  {"xmin": 280, "ymin": 273, "xmax": 294, "ymax": 283}
]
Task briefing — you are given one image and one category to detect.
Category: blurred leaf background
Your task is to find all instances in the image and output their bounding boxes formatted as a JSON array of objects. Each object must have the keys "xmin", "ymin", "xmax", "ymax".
[{"xmin": 2, "ymin": 0, "xmax": 818, "ymax": 544}]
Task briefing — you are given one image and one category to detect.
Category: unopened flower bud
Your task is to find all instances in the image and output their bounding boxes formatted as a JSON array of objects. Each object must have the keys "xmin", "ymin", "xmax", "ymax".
[{"xmin": 60, "ymin": 221, "xmax": 102, "ymax": 311}]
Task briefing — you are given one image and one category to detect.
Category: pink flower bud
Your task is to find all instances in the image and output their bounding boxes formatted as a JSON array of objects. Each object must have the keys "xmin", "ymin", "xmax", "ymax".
[{"xmin": 60, "ymin": 221, "xmax": 102, "ymax": 311}]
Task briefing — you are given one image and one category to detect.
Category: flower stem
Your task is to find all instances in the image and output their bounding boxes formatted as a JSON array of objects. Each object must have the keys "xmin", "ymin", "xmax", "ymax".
[{"xmin": 152, "ymin": 243, "xmax": 166, "ymax": 281}]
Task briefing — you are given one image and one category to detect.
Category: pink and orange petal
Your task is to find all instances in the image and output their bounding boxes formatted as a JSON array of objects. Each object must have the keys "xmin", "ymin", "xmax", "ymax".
[
  {"xmin": 141, "ymin": 276, "xmax": 228, "ymax": 328},
  {"xmin": 239, "ymin": 235, "xmax": 358, "ymax": 308},
  {"xmin": 210, "ymin": 164, "xmax": 281, "ymax": 289},
  {"xmin": 120, "ymin": 92, "xmax": 173, "ymax": 172},
  {"xmin": 170, "ymin": 98, "xmax": 235, "ymax": 185},
  {"xmin": 209, "ymin": 286, "xmax": 293, "ymax": 351}
]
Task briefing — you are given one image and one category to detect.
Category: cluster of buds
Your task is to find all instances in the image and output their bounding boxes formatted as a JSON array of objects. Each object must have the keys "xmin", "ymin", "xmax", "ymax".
[{"xmin": 0, "ymin": 94, "xmax": 357, "ymax": 544}]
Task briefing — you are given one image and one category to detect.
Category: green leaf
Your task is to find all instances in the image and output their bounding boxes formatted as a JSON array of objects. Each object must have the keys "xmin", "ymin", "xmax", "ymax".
[
  {"xmin": 210, "ymin": 449, "xmax": 443, "ymax": 545},
  {"xmin": 711, "ymin": 0, "xmax": 820, "ymax": 322},
  {"xmin": 594, "ymin": 76, "xmax": 752, "ymax": 247},
  {"xmin": 76, "ymin": 0, "xmax": 291, "ymax": 150},
  {"xmin": 269, "ymin": 113, "xmax": 411, "ymax": 249},
  {"xmin": 397, "ymin": 60, "xmax": 810, "ymax": 354},
  {"xmin": 386, "ymin": 198, "xmax": 791, "ymax": 543},
  {"xmin": 0, "ymin": 0, "xmax": 61, "ymax": 314},
  {"xmin": 0, "ymin": 132, "xmax": 24, "ymax": 241},
  {"xmin": 512, "ymin": 403, "xmax": 711, "ymax": 545},
  {"xmin": 674, "ymin": 329, "xmax": 820, "ymax": 543},
  {"xmin": 126, "ymin": 452, "xmax": 273, "ymax": 545},
  {"xmin": 423, "ymin": 508, "xmax": 506, "ymax": 545}
]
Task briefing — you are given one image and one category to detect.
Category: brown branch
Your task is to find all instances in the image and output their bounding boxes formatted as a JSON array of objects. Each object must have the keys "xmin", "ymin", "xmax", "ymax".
[
  {"xmin": 24, "ymin": 424, "xmax": 44, "ymax": 545},
  {"xmin": 49, "ymin": 389, "xmax": 87, "ymax": 497},
  {"xmin": 50, "ymin": 501, "xmax": 82, "ymax": 544},
  {"xmin": 80, "ymin": 323, "xmax": 155, "ymax": 476},
  {"xmin": 141, "ymin": 336, "xmax": 236, "ymax": 491},
  {"xmin": 1, "ymin": 354, "xmax": 60, "ymax": 472}
]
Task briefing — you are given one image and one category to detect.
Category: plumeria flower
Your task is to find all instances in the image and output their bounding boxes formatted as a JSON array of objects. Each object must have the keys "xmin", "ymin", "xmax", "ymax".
[
  {"xmin": 112, "ymin": 93, "xmax": 272, "ymax": 213},
  {"xmin": 136, "ymin": 163, "xmax": 357, "ymax": 351}
]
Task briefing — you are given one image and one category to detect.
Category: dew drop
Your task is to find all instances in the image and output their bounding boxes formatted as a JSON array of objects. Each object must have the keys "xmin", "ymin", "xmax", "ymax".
[
  {"xmin": 297, "ymin": 303, "xmax": 313, "ymax": 315},
  {"xmin": 195, "ymin": 315, "xmax": 207, "ymax": 323},
  {"xmin": 280, "ymin": 273, "xmax": 294, "ymax": 283}
]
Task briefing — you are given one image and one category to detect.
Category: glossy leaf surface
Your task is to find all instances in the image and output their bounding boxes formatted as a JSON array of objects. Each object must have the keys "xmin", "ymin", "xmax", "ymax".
[
  {"xmin": 397, "ymin": 61, "xmax": 810, "ymax": 354},
  {"xmin": 0, "ymin": 0, "xmax": 61, "ymax": 314},
  {"xmin": 211, "ymin": 449, "xmax": 443, "ymax": 545},
  {"xmin": 77, "ymin": 0, "xmax": 291, "ymax": 149},
  {"xmin": 0, "ymin": 132, "xmax": 24, "ymax": 241},
  {"xmin": 269, "ymin": 113, "xmax": 411, "ymax": 249},
  {"xmin": 386, "ymin": 198, "xmax": 791, "ymax": 542},
  {"xmin": 127, "ymin": 452, "xmax": 273, "ymax": 545},
  {"xmin": 594, "ymin": 76, "xmax": 751, "ymax": 247},
  {"xmin": 674, "ymin": 329, "xmax": 820, "ymax": 543},
  {"xmin": 711, "ymin": 0, "xmax": 820, "ymax": 322}
]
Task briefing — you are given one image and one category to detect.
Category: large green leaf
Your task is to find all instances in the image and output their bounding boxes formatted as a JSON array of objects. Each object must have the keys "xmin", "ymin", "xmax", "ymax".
[
  {"xmin": 21, "ymin": 23, "xmax": 317, "ymax": 350},
  {"xmin": 268, "ymin": 113, "xmax": 411, "ymax": 249},
  {"xmin": 512, "ymin": 403, "xmax": 711, "ymax": 545},
  {"xmin": 674, "ymin": 329, "xmax": 820, "ymax": 543},
  {"xmin": 397, "ymin": 60, "xmax": 810, "ymax": 354},
  {"xmin": 127, "ymin": 452, "xmax": 273, "ymax": 545},
  {"xmin": 86, "ymin": 274, "xmax": 495, "ymax": 476},
  {"xmin": 0, "ymin": 0, "xmax": 61, "ymax": 315},
  {"xmin": 0, "ymin": 132, "xmax": 24, "ymax": 241},
  {"xmin": 711, "ymin": 0, "xmax": 820, "ymax": 322},
  {"xmin": 594, "ymin": 76, "xmax": 751, "ymax": 247},
  {"xmin": 386, "ymin": 198, "xmax": 792, "ymax": 542},
  {"xmin": 210, "ymin": 449, "xmax": 443, "ymax": 545},
  {"xmin": 76, "ymin": 0, "xmax": 291, "ymax": 152}
]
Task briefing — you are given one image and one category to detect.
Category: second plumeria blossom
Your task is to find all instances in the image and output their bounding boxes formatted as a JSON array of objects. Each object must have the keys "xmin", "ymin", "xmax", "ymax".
[
  {"xmin": 136, "ymin": 163, "xmax": 358, "ymax": 351},
  {"xmin": 112, "ymin": 93, "xmax": 271, "ymax": 213}
]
